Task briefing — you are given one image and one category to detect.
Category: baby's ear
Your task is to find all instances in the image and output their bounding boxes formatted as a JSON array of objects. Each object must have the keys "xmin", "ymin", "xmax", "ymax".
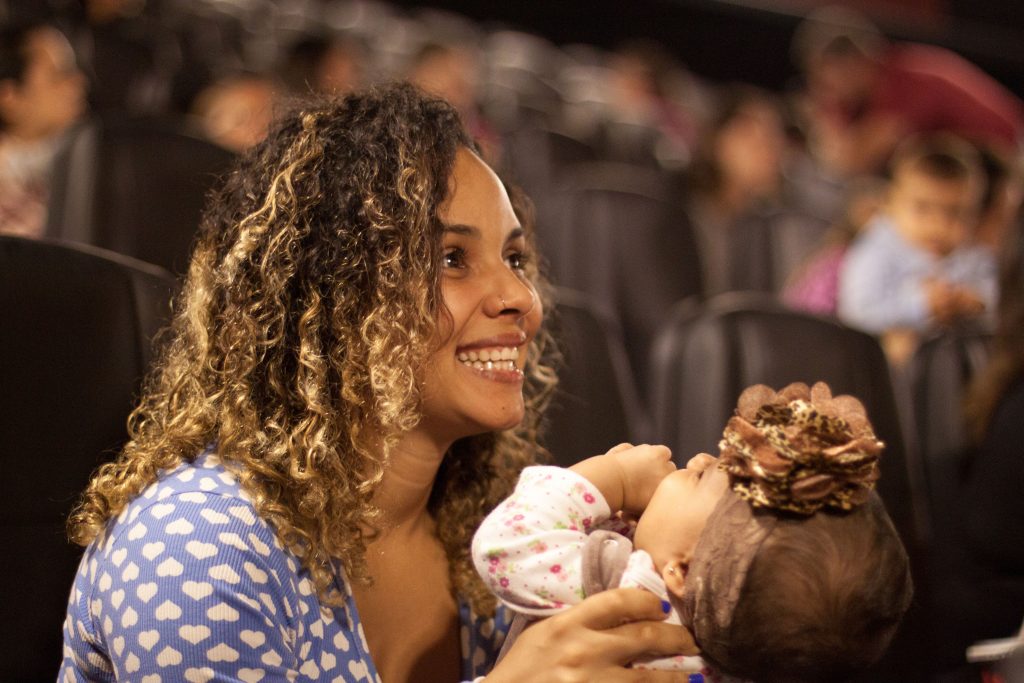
[{"xmin": 661, "ymin": 560, "xmax": 687, "ymax": 600}]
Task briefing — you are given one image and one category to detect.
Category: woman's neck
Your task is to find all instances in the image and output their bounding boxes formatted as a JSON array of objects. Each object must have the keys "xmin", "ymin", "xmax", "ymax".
[{"xmin": 372, "ymin": 429, "xmax": 452, "ymax": 534}]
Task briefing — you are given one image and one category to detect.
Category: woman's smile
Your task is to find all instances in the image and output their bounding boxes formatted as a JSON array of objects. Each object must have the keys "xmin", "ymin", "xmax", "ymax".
[{"xmin": 455, "ymin": 332, "xmax": 527, "ymax": 382}]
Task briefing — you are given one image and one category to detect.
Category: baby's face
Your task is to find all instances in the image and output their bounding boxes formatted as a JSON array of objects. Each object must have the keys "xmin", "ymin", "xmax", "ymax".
[
  {"xmin": 888, "ymin": 169, "xmax": 980, "ymax": 257},
  {"xmin": 633, "ymin": 454, "xmax": 730, "ymax": 576}
]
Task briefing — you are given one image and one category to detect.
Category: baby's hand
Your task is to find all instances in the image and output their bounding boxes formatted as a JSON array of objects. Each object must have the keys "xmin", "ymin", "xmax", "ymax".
[
  {"xmin": 950, "ymin": 286, "xmax": 986, "ymax": 318},
  {"xmin": 925, "ymin": 278, "xmax": 959, "ymax": 325},
  {"xmin": 606, "ymin": 443, "xmax": 676, "ymax": 515},
  {"xmin": 570, "ymin": 443, "xmax": 675, "ymax": 514}
]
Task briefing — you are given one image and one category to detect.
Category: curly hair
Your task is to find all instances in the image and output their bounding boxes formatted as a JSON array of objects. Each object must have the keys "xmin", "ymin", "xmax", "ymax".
[{"xmin": 68, "ymin": 83, "xmax": 558, "ymax": 614}]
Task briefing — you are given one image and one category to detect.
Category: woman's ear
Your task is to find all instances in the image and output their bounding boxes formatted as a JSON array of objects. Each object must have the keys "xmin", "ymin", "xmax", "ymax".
[{"xmin": 661, "ymin": 560, "xmax": 687, "ymax": 600}]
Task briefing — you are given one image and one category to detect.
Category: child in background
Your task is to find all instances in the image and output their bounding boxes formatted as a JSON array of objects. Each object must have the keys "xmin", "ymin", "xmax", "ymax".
[
  {"xmin": 837, "ymin": 135, "xmax": 996, "ymax": 363},
  {"xmin": 473, "ymin": 382, "xmax": 913, "ymax": 683}
]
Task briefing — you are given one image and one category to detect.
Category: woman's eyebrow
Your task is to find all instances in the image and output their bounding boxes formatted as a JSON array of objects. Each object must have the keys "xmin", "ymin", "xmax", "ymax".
[
  {"xmin": 443, "ymin": 224, "xmax": 478, "ymax": 237},
  {"xmin": 443, "ymin": 224, "xmax": 525, "ymax": 242}
]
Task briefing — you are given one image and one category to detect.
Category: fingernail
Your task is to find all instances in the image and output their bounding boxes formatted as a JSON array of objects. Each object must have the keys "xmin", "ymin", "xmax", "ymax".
[
  {"xmin": 688, "ymin": 675, "xmax": 705, "ymax": 683},
  {"xmin": 660, "ymin": 599, "xmax": 671, "ymax": 614}
]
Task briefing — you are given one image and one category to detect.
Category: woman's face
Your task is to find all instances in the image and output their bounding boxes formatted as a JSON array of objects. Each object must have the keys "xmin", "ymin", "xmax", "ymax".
[{"xmin": 417, "ymin": 147, "xmax": 542, "ymax": 443}]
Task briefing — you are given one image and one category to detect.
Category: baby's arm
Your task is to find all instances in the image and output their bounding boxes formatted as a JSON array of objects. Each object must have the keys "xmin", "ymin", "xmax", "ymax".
[
  {"xmin": 472, "ymin": 466, "xmax": 611, "ymax": 616},
  {"xmin": 570, "ymin": 443, "xmax": 674, "ymax": 516},
  {"xmin": 472, "ymin": 445, "xmax": 674, "ymax": 616}
]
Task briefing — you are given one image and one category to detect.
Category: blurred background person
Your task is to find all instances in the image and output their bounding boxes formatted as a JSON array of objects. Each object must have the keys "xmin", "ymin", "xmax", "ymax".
[
  {"xmin": 407, "ymin": 41, "xmax": 501, "ymax": 165},
  {"xmin": 278, "ymin": 32, "xmax": 364, "ymax": 97},
  {"xmin": 188, "ymin": 71, "xmax": 275, "ymax": 153},
  {"xmin": 684, "ymin": 85, "xmax": 822, "ymax": 296},
  {"xmin": 603, "ymin": 39, "xmax": 705, "ymax": 168},
  {"xmin": 782, "ymin": 176, "xmax": 886, "ymax": 317},
  {"xmin": 0, "ymin": 21, "xmax": 86, "ymax": 238},
  {"xmin": 794, "ymin": 6, "xmax": 1024, "ymax": 178},
  {"xmin": 837, "ymin": 136, "xmax": 995, "ymax": 366}
]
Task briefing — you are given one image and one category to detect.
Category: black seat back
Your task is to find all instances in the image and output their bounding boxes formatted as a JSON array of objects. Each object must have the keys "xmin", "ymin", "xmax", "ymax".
[
  {"xmin": 47, "ymin": 116, "xmax": 234, "ymax": 275},
  {"xmin": 542, "ymin": 288, "xmax": 648, "ymax": 466},
  {"xmin": 907, "ymin": 326, "xmax": 994, "ymax": 527},
  {"xmin": 648, "ymin": 293, "xmax": 922, "ymax": 544},
  {"xmin": 542, "ymin": 162, "xmax": 703, "ymax": 387},
  {"xmin": 0, "ymin": 236, "xmax": 176, "ymax": 680}
]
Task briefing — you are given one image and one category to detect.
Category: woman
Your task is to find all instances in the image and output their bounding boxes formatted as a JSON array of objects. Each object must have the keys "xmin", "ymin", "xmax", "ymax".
[{"xmin": 61, "ymin": 84, "xmax": 694, "ymax": 682}]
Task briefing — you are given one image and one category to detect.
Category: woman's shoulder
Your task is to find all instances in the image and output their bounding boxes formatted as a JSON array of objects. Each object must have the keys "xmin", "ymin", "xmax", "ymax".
[
  {"xmin": 89, "ymin": 450, "xmax": 295, "ymax": 587},
  {"xmin": 63, "ymin": 451, "xmax": 379, "ymax": 680}
]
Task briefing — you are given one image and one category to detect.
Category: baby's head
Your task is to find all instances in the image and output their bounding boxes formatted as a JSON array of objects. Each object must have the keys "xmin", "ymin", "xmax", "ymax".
[
  {"xmin": 887, "ymin": 135, "xmax": 983, "ymax": 257},
  {"xmin": 643, "ymin": 382, "xmax": 913, "ymax": 682}
]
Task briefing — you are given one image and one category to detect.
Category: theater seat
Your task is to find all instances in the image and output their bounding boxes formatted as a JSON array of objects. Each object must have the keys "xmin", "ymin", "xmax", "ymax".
[
  {"xmin": 907, "ymin": 326, "xmax": 994, "ymax": 530},
  {"xmin": 648, "ymin": 292, "xmax": 923, "ymax": 543},
  {"xmin": 46, "ymin": 115, "xmax": 235, "ymax": 275},
  {"xmin": 541, "ymin": 288, "xmax": 649, "ymax": 466},
  {"xmin": 0, "ymin": 236, "xmax": 176, "ymax": 680},
  {"xmin": 541, "ymin": 162, "xmax": 703, "ymax": 387},
  {"xmin": 647, "ymin": 292, "xmax": 930, "ymax": 682}
]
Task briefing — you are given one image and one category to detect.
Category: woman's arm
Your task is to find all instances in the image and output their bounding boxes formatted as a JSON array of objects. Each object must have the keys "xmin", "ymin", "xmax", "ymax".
[{"xmin": 63, "ymin": 493, "xmax": 300, "ymax": 680}]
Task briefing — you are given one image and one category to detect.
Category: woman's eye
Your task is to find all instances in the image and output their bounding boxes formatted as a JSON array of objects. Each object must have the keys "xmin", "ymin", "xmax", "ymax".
[
  {"xmin": 506, "ymin": 251, "xmax": 529, "ymax": 270},
  {"xmin": 443, "ymin": 248, "xmax": 466, "ymax": 269}
]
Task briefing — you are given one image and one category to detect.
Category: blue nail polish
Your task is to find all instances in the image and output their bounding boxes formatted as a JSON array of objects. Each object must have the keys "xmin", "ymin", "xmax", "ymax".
[
  {"xmin": 660, "ymin": 599, "xmax": 671, "ymax": 613},
  {"xmin": 688, "ymin": 674, "xmax": 705, "ymax": 683}
]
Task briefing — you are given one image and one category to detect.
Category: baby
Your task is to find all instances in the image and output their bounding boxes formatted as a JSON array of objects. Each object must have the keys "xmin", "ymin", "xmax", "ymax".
[
  {"xmin": 473, "ymin": 382, "xmax": 913, "ymax": 682},
  {"xmin": 838, "ymin": 135, "xmax": 996, "ymax": 339}
]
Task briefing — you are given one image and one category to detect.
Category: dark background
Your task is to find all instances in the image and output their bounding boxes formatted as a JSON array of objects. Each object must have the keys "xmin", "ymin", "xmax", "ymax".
[{"xmin": 390, "ymin": 0, "xmax": 1024, "ymax": 97}]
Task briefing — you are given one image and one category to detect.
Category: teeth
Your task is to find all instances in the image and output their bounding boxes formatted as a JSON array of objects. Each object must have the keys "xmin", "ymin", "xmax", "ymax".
[
  {"xmin": 458, "ymin": 347, "xmax": 520, "ymax": 372},
  {"xmin": 457, "ymin": 346, "xmax": 521, "ymax": 372}
]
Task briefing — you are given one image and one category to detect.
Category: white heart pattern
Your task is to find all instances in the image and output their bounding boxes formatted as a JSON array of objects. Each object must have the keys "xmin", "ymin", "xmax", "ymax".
[
  {"xmin": 183, "ymin": 668, "xmax": 214, "ymax": 683},
  {"xmin": 141, "ymin": 542, "xmax": 165, "ymax": 561},
  {"xmin": 178, "ymin": 624, "xmax": 211, "ymax": 645},
  {"xmin": 185, "ymin": 540, "xmax": 218, "ymax": 560},
  {"xmin": 181, "ymin": 580, "xmax": 214, "ymax": 600}
]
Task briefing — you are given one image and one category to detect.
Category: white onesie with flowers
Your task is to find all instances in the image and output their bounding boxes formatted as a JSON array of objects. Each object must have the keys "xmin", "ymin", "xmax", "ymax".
[{"xmin": 472, "ymin": 465, "xmax": 705, "ymax": 673}]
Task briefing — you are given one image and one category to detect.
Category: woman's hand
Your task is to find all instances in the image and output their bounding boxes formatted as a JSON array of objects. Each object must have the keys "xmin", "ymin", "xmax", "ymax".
[{"xmin": 485, "ymin": 588, "xmax": 699, "ymax": 682}]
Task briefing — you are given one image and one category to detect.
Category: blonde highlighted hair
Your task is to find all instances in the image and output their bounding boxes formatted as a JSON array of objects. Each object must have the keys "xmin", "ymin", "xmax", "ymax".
[{"xmin": 68, "ymin": 84, "xmax": 558, "ymax": 613}]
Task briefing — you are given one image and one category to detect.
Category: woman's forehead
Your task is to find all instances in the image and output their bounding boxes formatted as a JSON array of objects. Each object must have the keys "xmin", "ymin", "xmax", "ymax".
[{"xmin": 439, "ymin": 148, "xmax": 518, "ymax": 234}]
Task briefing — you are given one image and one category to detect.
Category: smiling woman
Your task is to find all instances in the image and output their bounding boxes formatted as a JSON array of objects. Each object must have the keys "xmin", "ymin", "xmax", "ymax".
[
  {"xmin": 419, "ymin": 148, "xmax": 544, "ymax": 444},
  {"xmin": 59, "ymin": 83, "xmax": 694, "ymax": 683}
]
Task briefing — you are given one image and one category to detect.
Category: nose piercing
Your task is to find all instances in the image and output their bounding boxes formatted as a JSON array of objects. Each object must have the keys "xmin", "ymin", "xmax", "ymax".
[{"xmin": 500, "ymin": 297, "xmax": 507, "ymax": 309}]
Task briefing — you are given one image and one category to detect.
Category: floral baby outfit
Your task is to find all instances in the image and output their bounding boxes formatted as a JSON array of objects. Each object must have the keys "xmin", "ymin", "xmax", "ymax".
[{"xmin": 471, "ymin": 465, "xmax": 704, "ymax": 673}]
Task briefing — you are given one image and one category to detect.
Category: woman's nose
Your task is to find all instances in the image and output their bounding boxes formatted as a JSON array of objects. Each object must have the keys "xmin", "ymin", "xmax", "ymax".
[{"xmin": 484, "ymin": 267, "xmax": 536, "ymax": 318}]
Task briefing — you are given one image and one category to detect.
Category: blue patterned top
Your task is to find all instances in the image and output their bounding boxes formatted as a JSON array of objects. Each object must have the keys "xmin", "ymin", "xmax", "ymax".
[{"xmin": 60, "ymin": 451, "xmax": 509, "ymax": 682}]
